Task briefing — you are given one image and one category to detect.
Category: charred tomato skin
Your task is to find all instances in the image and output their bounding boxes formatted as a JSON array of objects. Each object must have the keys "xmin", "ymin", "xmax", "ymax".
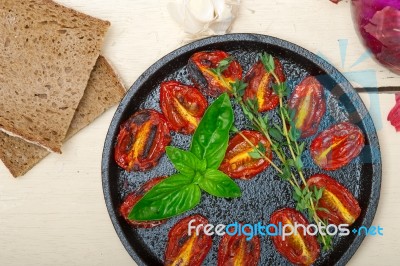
[
  {"xmin": 307, "ymin": 173, "xmax": 361, "ymax": 225},
  {"xmin": 288, "ymin": 76, "xmax": 326, "ymax": 138},
  {"xmin": 270, "ymin": 208, "xmax": 320, "ymax": 266},
  {"xmin": 165, "ymin": 214, "xmax": 212, "ymax": 266},
  {"xmin": 188, "ymin": 50, "xmax": 243, "ymax": 97},
  {"xmin": 219, "ymin": 130, "xmax": 272, "ymax": 180},
  {"xmin": 119, "ymin": 176, "xmax": 167, "ymax": 228},
  {"xmin": 217, "ymin": 223, "xmax": 261, "ymax": 266},
  {"xmin": 160, "ymin": 80, "xmax": 208, "ymax": 135},
  {"xmin": 310, "ymin": 122, "xmax": 365, "ymax": 170},
  {"xmin": 243, "ymin": 59, "xmax": 286, "ymax": 112},
  {"xmin": 114, "ymin": 109, "xmax": 171, "ymax": 171}
]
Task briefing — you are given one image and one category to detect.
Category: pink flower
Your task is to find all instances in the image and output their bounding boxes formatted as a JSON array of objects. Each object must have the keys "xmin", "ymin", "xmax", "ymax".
[{"xmin": 387, "ymin": 93, "xmax": 400, "ymax": 131}]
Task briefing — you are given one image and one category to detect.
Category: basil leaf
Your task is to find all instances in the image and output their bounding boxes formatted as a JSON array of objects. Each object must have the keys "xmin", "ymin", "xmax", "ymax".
[
  {"xmin": 198, "ymin": 169, "xmax": 241, "ymax": 198},
  {"xmin": 190, "ymin": 93, "xmax": 233, "ymax": 169},
  {"xmin": 129, "ymin": 174, "xmax": 201, "ymax": 221},
  {"xmin": 166, "ymin": 146, "xmax": 206, "ymax": 176}
]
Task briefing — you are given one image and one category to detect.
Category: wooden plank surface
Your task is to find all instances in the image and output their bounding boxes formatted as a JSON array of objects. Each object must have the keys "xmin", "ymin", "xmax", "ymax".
[{"xmin": 1, "ymin": 0, "xmax": 399, "ymax": 265}]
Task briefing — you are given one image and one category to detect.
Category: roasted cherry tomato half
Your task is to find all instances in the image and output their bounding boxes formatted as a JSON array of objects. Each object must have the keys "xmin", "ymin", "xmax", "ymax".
[
  {"xmin": 307, "ymin": 173, "xmax": 361, "ymax": 225},
  {"xmin": 165, "ymin": 214, "xmax": 212, "ymax": 266},
  {"xmin": 119, "ymin": 176, "xmax": 167, "ymax": 228},
  {"xmin": 288, "ymin": 76, "xmax": 326, "ymax": 138},
  {"xmin": 188, "ymin": 50, "xmax": 243, "ymax": 97},
  {"xmin": 160, "ymin": 80, "xmax": 208, "ymax": 134},
  {"xmin": 114, "ymin": 109, "xmax": 171, "ymax": 171},
  {"xmin": 243, "ymin": 59, "xmax": 286, "ymax": 112},
  {"xmin": 219, "ymin": 130, "xmax": 272, "ymax": 180},
  {"xmin": 310, "ymin": 122, "xmax": 365, "ymax": 170},
  {"xmin": 270, "ymin": 208, "xmax": 320, "ymax": 266},
  {"xmin": 217, "ymin": 223, "xmax": 261, "ymax": 266}
]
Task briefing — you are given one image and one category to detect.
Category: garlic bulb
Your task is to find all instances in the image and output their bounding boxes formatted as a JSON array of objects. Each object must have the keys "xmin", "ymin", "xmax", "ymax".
[{"xmin": 167, "ymin": 0, "xmax": 240, "ymax": 40}]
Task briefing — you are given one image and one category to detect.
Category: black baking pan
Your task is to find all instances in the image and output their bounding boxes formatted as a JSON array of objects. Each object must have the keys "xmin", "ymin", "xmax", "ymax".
[{"xmin": 102, "ymin": 33, "xmax": 381, "ymax": 265}]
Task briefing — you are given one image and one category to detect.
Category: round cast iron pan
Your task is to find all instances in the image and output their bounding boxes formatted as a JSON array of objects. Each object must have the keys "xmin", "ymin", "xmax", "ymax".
[{"xmin": 102, "ymin": 33, "xmax": 381, "ymax": 266}]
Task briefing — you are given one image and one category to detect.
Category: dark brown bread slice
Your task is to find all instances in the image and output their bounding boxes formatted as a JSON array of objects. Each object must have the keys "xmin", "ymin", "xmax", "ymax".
[
  {"xmin": 0, "ymin": 56, "xmax": 126, "ymax": 177},
  {"xmin": 0, "ymin": 0, "xmax": 110, "ymax": 153}
]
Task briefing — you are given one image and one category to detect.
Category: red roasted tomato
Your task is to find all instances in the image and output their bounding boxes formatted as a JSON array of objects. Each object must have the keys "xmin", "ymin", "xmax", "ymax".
[
  {"xmin": 217, "ymin": 223, "xmax": 261, "ymax": 266},
  {"xmin": 270, "ymin": 208, "xmax": 320, "ymax": 266},
  {"xmin": 188, "ymin": 50, "xmax": 243, "ymax": 97},
  {"xmin": 165, "ymin": 214, "xmax": 212, "ymax": 266},
  {"xmin": 219, "ymin": 130, "xmax": 272, "ymax": 180},
  {"xmin": 310, "ymin": 122, "xmax": 365, "ymax": 170},
  {"xmin": 288, "ymin": 76, "xmax": 326, "ymax": 138},
  {"xmin": 114, "ymin": 109, "xmax": 171, "ymax": 171},
  {"xmin": 119, "ymin": 176, "xmax": 167, "ymax": 228},
  {"xmin": 243, "ymin": 59, "xmax": 286, "ymax": 112},
  {"xmin": 307, "ymin": 173, "xmax": 361, "ymax": 225},
  {"xmin": 160, "ymin": 80, "xmax": 208, "ymax": 134}
]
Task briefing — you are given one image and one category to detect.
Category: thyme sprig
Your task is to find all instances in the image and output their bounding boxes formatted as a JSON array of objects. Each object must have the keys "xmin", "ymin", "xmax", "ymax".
[
  {"xmin": 262, "ymin": 52, "xmax": 333, "ymax": 250},
  {"xmin": 210, "ymin": 57, "xmax": 233, "ymax": 77},
  {"xmin": 218, "ymin": 53, "xmax": 333, "ymax": 250}
]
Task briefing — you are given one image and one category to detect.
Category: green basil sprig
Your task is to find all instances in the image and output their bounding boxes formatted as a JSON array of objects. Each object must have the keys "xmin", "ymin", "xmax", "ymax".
[{"xmin": 129, "ymin": 93, "xmax": 241, "ymax": 221}]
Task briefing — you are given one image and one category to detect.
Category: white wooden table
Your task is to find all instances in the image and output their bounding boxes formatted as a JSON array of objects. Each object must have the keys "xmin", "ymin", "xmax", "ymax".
[{"xmin": 1, "ymin": 0, "xmax": 399, "ymax": 265}]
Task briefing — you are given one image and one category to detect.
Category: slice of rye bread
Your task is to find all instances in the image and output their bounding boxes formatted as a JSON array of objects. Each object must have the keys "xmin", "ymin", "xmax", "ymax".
[
  {"xmin": 0, "ymin": 0, "xmax": 110, "ymax": 153},
  {"xmin": 0, "ymin": 56, "xmax": 126, "ymax": 177}
]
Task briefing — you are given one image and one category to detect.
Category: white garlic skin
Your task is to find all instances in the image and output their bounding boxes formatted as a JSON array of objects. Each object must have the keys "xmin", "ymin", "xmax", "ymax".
[{"xmin": 167, "ymin": 0, "xmax": 240, "ymax": 39}]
